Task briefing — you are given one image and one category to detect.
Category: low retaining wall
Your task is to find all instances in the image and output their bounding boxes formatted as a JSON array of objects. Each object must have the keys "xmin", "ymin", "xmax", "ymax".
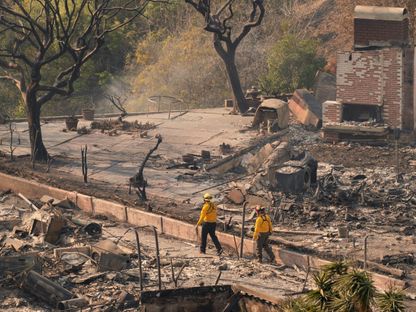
[
  {"xmin": 10, "ymin": 110, "xmax": 185, "ymax": 123},
  {"xmin": 0, "ymin": 172, "xmax": 406, "ymax": 291}
]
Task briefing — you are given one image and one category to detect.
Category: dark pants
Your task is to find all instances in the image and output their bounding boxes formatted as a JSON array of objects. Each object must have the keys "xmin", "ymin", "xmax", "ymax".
[
  {"xmin": 200, "ymin": 222, "xmax": 222, "ymax": 253},
  {"xmin": 257, "ymin": 232, "xmax": 275, "ymax": 262}
]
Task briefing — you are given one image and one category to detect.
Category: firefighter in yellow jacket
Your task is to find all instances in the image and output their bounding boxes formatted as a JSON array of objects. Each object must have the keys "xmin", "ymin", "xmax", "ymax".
[
  {"xmin": 195, "ymin": 193, "xmax": 223, "ymax": 256},
  {"xmin": 253, "ymin": 206, "xmax": 275, "ymax": 263}
]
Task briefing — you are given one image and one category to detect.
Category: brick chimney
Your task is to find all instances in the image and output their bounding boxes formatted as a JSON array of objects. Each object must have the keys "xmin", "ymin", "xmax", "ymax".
[{"xmin": 354, "ymin": 5, "xmax": 409, "ymax": 49}]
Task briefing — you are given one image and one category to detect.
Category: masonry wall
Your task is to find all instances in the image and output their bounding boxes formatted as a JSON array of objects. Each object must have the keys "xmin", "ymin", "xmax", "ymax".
[
  {"xmin": 354, "ymin": 19, "xmax": 409, "ymax": 47},
  {"xmin": 382, "ymin": 48, "xmax": 403, "ymax": 128},
  {"xmin": 403, "ymin": 48, "xmax": 414, "ymax": 130},
  {"xmin": 336, "ymin": 48, "xmax": 406, "ymax": 129},
  {"xmin": 322, "ymin": 101, "xmax": 342, "ymax": 125}
]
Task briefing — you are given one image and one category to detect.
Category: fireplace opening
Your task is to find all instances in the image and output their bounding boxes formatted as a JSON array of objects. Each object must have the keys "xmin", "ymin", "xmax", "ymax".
[{"xmin": 342, "ymin": 104, "xmax": 382, "ymax": 123}]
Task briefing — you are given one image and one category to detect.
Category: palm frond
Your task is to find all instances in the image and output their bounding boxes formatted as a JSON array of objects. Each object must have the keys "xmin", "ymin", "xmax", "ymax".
[
  {"xmin": 280, "ymin": 296, "xmax": 317, "ymax": 312},
  {"xmin": 304, "ymin": 271, "xmax": 336, "ymax": 310},
  {"xmin": 376, "ymin": 287, "xmax": 406, "ymax": 312},
  {"xmin": 334, "ymin": 270, "xmax": 376, "ymax": 312},
  {"xmin": 322, "ymin": 260, "xmax": 350, "ymax": 278},
  {"xmin": 328, "ymin": 294, "xmax": 356, "ymax": 312}
]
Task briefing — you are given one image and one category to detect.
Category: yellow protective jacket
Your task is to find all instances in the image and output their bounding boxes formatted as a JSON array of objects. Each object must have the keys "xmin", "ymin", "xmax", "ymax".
[
  {"xmin": 253, "ymin": 214, "xmax": 273, "ymax": 240},
  {"xmin": 197, "ymin": 201, "xmax": 217, "ymax": 225}
]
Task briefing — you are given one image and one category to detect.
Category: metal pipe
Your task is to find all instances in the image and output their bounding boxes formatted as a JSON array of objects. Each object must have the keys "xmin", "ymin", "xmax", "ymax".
[
  {"xmin": 174, "ymin": 263, "xmax": 186, "ymax": 288},
  {"xmin": 153, "ymin": 226, "xmax": 162, "ymax": 290},
  {"xmin": 170, "ymin": 258, "xmax": 176, "ymax": 288},
  {"xmin": 215, "ymin": 271, "xmax": 222, "ymax": 285},
  {"xmin": 135, "ymin": 230, "xmax": 144, "ymax": 291},
  {"xmin": 240, "ymin": 202, "xmax": 247, "ymax": 258}
]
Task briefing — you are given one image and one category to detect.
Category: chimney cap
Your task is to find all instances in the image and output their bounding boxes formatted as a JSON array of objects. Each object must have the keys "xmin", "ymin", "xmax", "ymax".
[{"xmin": 354, "ymin": 5, "xmax": 408, "ymax": 22}]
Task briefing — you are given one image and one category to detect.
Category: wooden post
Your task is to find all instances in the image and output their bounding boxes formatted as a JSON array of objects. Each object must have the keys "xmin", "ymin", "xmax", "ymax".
[
  {"xmin": 153, "ymin": 226, "xmax": 162, "ymax": 290},
  {"xmin": 135, "ymin": 230, "xmax": 144, "ymax": 291},
  {"xmin": 364, "ymin": 234, "xmax": 370, "ymax": 271},
  {"xmin": 240, "ymin": 202, "xmax": 247, "ymax": 258},
  {"xmin": 81, "ymin": 145, "xmax": 88, "ymax": 184}
]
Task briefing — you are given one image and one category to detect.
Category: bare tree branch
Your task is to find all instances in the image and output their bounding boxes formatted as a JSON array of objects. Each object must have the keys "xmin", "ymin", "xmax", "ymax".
[
  {"xmin": 186, "ymin": 0, "xmax": 265, "ymax": 113},
  {"xmin": 232, "ymin": 0, "xmax": 265, "ymax": 48}
]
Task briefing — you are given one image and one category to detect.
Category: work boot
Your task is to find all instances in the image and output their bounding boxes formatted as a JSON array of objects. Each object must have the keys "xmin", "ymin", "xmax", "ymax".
[{"xmin": 216, "ymin": 249, "xmax": 223, "ymax": 256}]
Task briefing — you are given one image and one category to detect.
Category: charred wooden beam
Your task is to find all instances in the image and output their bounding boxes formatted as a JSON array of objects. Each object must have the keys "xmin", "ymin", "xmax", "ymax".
[{"xmin": 19, "ymin": 270, "xmax": 73, "ymax": 308}]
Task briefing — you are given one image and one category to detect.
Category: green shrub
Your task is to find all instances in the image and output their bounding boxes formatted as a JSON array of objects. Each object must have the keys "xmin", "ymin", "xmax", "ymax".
[{"xmin": 259, "ymin": 33, "xmax": 325, "ymax": 95}]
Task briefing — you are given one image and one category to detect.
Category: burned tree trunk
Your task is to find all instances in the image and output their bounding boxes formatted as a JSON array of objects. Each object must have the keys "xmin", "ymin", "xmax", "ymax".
[
  {"xmin": 224, "ymin": 55, "xmax": 247, "ymax": 113},
  {"xmin": 26, "ymin": 93, "xmax": 48, "ymax": 162},
  {"xmin": 130, "ymin": 135, "xmax": 163, "ymax": 201},
  {"xmin": 214, "ymin": 37, "xmax": 248, "ymax": 113}
]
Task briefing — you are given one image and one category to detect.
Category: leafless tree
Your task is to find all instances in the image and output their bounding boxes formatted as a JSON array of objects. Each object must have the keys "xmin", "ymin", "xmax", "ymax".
[
  {"xmin": 129, "ymin": 134, "xmax": 162, "ymax": 201},
  {"xmin": 185, "ymin": 0, "xmax": 265, "ymax": 113},
  {"xmin": 0, "ymin": 0, "xmax": 154, "ymax": 161},
  {"xmin": 104, "ymin": 93, "xmax": 128, "ymax": 118}
]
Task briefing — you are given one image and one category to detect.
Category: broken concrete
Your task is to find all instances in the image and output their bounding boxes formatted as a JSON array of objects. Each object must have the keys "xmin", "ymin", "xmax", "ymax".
[
  {"xmin": 226, "ymin": 188, "xmax": 245, "ymax": 205},
  {"xmin": 288, "ymin": 89, "xmax": 322, "ymax": 129},
  {"xmin": 206, "ymin": 130, "xmax": 289, "ymax": 174}
]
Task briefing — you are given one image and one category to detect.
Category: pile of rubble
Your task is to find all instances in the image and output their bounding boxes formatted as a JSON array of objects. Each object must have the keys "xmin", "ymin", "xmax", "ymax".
[
  {"xmin": 0, "ymin": 190, "xmax": 309, "ymax": 311},
  {"xmin": 90, "ymin": 119, "xmax": 156, "ymax": 136},
  {"xmin": 0, "ymin": 192, "xmax": 147, "ymax": 310},
  {"xmin": 256, "ymin": 165, "xmax": 416, "ymax": 231}
]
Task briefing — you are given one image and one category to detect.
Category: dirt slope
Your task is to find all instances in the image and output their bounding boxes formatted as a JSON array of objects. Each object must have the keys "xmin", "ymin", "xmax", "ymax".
[{"xmin": 294, "ymin": 0, "xmax": 415, "ymax": 58}]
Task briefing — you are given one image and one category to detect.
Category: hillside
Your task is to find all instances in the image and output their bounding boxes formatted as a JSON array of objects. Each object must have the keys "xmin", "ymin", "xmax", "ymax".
[
  {"xmin": 297, "ymin": 0, "xmax": 415, "ymax": 57},
  {"xmin": 1, "ymin": 1, "xmax": 415, "ymax": 116},
  {"xmin": 126, "ymin": 0, "xmax": 416, "ymax": 111}
]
